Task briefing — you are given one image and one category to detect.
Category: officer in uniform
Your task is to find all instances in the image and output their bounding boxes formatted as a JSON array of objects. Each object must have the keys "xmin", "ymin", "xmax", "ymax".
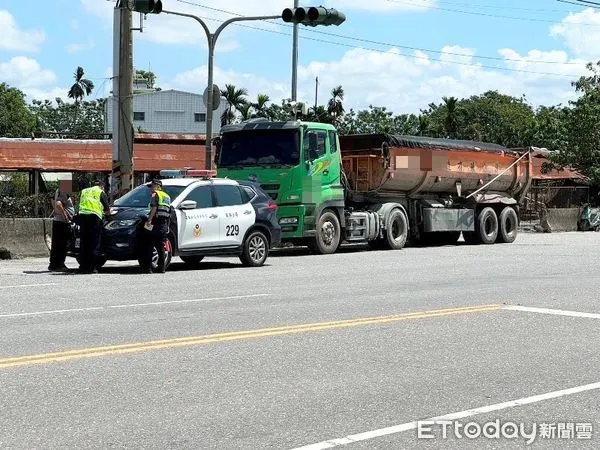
[
  {"xmin": 78, "ymin": 179, "xmax": 110, "ymax": 274},
  {"xmin": 142, "ymin": 179, "xmax": 172, "ymax": 273}
]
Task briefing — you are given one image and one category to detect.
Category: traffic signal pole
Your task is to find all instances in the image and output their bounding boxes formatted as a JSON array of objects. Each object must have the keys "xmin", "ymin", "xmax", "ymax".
[
  {"xmin": 162, "ymin": 10, "xmax": 280, "ymax": 170},
  {"xmin": 291, "ymin": 0, "xmax": 299, "ymax": 102}
]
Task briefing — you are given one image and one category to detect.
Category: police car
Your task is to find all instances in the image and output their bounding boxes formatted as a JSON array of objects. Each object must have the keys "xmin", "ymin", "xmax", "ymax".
[{"xmin": 69, "ymin": 169, "xmax": 281, "ymax": 270}]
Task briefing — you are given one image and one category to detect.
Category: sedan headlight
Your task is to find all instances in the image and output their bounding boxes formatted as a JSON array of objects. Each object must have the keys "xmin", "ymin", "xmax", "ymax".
[{"xmin": 105, "ymin": 219, "xmax": 137, "ymax": 230}]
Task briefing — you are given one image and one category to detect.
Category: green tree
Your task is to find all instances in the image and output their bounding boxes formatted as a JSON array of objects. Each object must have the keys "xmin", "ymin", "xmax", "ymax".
[
  {"xmin": 30, "ymin": 97, "xmax": 105, "ymax": 136},
  {"xmin": 252, "ymin": 94, "xmax": 271, "ymax": 118},
  {"xmin": 0, "ymin": 83, "xmax": 36, "ymax": 137},
  {"xmin": 550, "ymin": 61, "xmax": 600, "ymax": 183},
  {"xmin": 67, "ymin": 66, "xmax": 94, "ymax": 103},
  {"xmin": 220, "ymin": 84, "xmax": 248, "ymax": 126},
  {"xmin": 442, "ymin": 96, "xmax": 459, "ymax": 138},
  {"xmin": 327, "ymin": 85, "xmax": 345, "ymax": 125}
]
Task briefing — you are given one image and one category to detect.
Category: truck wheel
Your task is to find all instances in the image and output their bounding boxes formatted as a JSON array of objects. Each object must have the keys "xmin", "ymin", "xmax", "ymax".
[
  {"xmin": 312, "ymin": 210, "xmax": 341, "ymax": 255},
  {"xmin": 497, "ymin": 207, "xmax": 518, "ymax": 243},
  {"xmin": 240, "ymin": 230, "xmax": 269, "ymax": 267},
  {"xmin": 476, "ymin": 207, "xmax": 498, "ymax": 244},
  {"xmin": 384, "ymin": 209, "xmax": 408, "ymax": 250}
]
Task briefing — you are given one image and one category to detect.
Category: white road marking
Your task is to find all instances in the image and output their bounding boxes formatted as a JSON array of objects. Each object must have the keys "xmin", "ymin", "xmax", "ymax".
[
  {"xmin": 0, "ymin": 283, "xmax": 57, "ymax": 290},
  {"xmin": 291, "ymin": 381, "xmax": 600, "ymax": 449},
  {"xmin": 504, "ymin": 305, "xmax": 600, "ymax": 320},
  {"xmin": 0, "ymin": 294, "xmax": 270, "ymax": 319}
]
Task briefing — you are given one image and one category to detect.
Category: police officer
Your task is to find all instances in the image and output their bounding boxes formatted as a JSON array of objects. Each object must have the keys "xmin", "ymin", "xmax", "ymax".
[
  {"xmin": 78, "ymin": 179, "xmax": 110, "ymax": 274},
  {"xmin": 48, "ymin": 180, "xmax": 75, "ymax": 272},
  {"xmin": 142, "ymin": 179, "xmax": 171, "ymax": 273}
]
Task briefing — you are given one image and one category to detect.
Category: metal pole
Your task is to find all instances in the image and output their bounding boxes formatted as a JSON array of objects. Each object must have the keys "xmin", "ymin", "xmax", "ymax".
[
  {"xmin": 314, "ymin": 76, "xmax": 318, "ymax": 111},
  {"xmin": 206, "ymin": 38, "xmax": 215, "ymax": 170},
  {"xmin": 163, "ymin": 11, "xmax": 280, "ymax": 171},
  {"xmin": 291, "ymin": 0, "xmax": 299, "ymax": 101}
]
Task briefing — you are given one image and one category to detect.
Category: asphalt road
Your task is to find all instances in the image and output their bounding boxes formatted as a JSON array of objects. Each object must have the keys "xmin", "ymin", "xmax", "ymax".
[{"xmin": 0, "ymin": 232, "xmax": 599, "ymax": 449}]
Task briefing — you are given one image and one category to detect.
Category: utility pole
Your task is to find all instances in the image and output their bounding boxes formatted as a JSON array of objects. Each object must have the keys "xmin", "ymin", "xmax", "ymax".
[
  {"xmin": 291, "ymin": 0, "xmax": 299, "ymax": 102},
  {"xmin": 112, "ymin": 0, "xmax": 134, "ymax": 198},
  {"xmin": 314, "ymin": 76, "xmax": 318, "ymax": 111}
]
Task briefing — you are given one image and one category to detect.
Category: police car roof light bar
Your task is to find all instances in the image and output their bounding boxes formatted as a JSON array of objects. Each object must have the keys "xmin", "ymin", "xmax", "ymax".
[{"xmin": 187, "ymin": 169, "xmax": 217, "ymax": 179}]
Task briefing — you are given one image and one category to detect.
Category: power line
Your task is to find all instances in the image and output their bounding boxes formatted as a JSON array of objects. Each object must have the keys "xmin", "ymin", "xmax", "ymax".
[
  {"xmin": 173, "ymin": 0, "xmax": 586, "ymax": 68},
  {"xmin": 384, "ymin": 0, "xmax": 600, "ymax": 26},
  {"xmin": 167, "ymin": 7, "xmax": 583, "ymax": 78}
]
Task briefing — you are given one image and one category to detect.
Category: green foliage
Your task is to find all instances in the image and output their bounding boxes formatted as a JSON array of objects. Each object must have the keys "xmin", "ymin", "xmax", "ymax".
[
  {"xmin": 0, "ymin": 83, "xmax": 36, "ymax": 137},
  {"xmin": 30, "ymin": 98, "xmax": 105, "ymax": 136},
  {"xmin": 67, "ymin": 66, "xmax": 94, "ymax": 103}
]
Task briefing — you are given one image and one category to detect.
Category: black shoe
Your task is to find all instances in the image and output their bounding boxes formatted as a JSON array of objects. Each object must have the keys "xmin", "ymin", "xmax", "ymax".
[{"xmin": 156, "ymin": 266, "xmax": 166, "ymax": 274}]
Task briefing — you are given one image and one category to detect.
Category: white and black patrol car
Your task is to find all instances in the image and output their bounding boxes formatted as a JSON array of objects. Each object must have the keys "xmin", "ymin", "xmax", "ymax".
[{"xmin": 68, "ymin": 169, "xmax": 281, "ymax": 270}]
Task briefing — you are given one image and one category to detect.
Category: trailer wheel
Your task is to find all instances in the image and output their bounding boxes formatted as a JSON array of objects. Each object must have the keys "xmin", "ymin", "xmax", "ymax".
[
  {"xmin": 311, "ymin": 210, "xmax": 341, "ymax": 255},
  {"xmin": 384, "ymin": 209, "xmax": 408, "ymax": 250},
  {"xmin": 497, "ymin": 206, "xmax": 518, "ymax": 243},
  {"xmin": 476, "ymin": 207, "xmax": 498, "ymax": 244}
]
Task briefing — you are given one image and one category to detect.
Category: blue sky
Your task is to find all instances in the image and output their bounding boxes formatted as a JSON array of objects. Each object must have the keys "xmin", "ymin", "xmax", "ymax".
[{"xmin": 1, "ymin": 0, "xmax": 598, "ymax": 114}]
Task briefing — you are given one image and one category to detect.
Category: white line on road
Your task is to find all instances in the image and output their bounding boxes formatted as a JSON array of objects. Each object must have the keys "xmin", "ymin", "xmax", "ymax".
[
  {"xmin": 0, "ymin": 283, "xmax": 57, "ymax": 290},
  {"xmin": 0, "ymin": 294, "xmax": 270, "ymax": 319},
  {"xmin": 291, "ymin": 381, "xmax": 600, "ymax": 449},
  {"xmin": 504, "ymin": 305, "xmax": 600, "ymax": 320}
]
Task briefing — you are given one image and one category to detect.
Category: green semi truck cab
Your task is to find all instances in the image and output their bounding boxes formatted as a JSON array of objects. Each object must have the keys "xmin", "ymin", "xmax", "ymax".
[{"xmin": 216, "ymin": 119, "xmax": 348, "ymax": 253}]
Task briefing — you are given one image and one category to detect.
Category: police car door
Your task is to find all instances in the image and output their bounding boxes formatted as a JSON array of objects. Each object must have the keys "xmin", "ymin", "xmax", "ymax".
[
  {"xmin": 176, "ymin": 185, "xmax": 220, "ymax": 249},
  {"xmin": 213, "ymin": 184, "xmax": 255, "ymax": 246}
]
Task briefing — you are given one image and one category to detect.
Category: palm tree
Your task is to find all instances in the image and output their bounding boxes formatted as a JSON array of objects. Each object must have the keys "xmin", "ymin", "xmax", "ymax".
[
  {"xmin": 417, "ymin": 115, "xmax": 429, "ymax": 136},
  {"xmin": 238, "ymin": 103, "xmax": 254, "ymax": 121},
  {"xmin": 327, "ymin": 85, "xmax": 345, "ymax": 123},
  {"xmin": 67, "ymin": 66, "xmax": 94, "ymax": 103},
  {"xmin": 252, "ymin": 94, "xmax": 271, "ymax": 118},
  {"xmin": 220, "ymin": 84, "xmax": 248, "ymax": 126}
]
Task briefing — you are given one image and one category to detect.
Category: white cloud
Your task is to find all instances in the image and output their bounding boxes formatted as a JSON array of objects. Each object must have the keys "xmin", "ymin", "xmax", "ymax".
[
  {"xmin": 0, "ymin": 57, "xmax": 57, "ymax": 89},
  {"xmin": 550, "ymin": 7, "xmax": 600, "ymax": 60},
  {"xmin": 0, "ymin": 10, "xmax": 46, "ymax": 52},
  {"xmin": 168, "ymin": 44, "xmax": 589, "ymax": 115}
]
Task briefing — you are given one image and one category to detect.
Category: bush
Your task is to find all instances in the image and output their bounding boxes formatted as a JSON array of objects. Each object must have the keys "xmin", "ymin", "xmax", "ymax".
[{"xmin": 0, "ymin": 193, "xmax": 54, "ymax": 218}]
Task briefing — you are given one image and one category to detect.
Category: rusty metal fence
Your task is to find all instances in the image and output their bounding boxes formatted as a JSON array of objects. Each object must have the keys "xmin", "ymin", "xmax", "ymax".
[{"xmin": 520, "ymin": 186, "xmax": 589, "ymax": 221}]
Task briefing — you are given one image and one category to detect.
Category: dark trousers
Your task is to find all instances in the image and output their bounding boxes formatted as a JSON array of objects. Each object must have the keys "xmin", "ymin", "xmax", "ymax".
[
  {"xmin": 49, "ymin": 220, "xmax": 70, "ymax": 269},
  {"xmin": 79, "ymin": 214, "xmax": 102, "ymax": 272},
  {"xmin": 142, "ymin": 218, "xmax": 169, "ymax": 270}
]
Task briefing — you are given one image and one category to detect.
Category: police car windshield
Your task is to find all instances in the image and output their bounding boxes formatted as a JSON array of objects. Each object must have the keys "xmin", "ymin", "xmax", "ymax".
[
  {"xmin": 219, "ymin": 129, "xmax": 300, "ymax": 167},
  {"xmin": 113, "ymin": 184, "xmax": 185, "ymax": 208}
]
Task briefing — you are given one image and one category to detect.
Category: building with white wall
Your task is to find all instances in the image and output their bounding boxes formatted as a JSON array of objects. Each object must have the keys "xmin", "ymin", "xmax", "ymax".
[{"xmin": 104, "ymin": 89, "xmax": 228, "ymax": 135}]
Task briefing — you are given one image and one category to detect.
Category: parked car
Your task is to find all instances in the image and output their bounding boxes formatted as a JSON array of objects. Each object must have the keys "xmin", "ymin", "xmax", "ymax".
[{"xmin": 67, "ymin": 170, "xmax": 281, "ymax": 270}]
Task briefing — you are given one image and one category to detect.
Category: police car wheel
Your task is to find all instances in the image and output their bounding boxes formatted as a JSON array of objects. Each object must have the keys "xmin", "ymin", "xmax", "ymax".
[{"xmin": 240, "ymin": 230, "xmax": 269, "ymax": 267}]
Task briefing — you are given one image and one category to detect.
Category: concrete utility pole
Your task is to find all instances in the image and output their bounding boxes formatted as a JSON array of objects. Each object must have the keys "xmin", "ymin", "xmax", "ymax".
[
  {"xmin": 112, "ymin": 0, "xmax": 134, "ymax": 198},
  {"xmin": 163, "ymin": 10, "xmax": 280, "ymax": 170},
  {"xmin": 291, "ymin": 0, "xmax": 299, "ymax": 102}
]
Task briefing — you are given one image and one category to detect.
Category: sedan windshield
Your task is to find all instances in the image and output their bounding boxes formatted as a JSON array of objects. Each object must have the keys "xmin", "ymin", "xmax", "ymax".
[
  {"xmin": 113, "ymin": 184, "xmax": 185, "ymax": 208},
  {"xmin": 219, "ymin": 130, "xmax": 300, "ymax": 167}
]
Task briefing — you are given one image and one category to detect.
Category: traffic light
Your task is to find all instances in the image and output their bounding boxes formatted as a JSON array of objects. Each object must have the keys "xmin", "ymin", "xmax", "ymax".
[
  {"xmin": 132, "ymin": 0, "xmax": 163, "ymax": 14},
  {"xmin": 281, "ymin": 6, "xmax": 346, "ymax": 26}
]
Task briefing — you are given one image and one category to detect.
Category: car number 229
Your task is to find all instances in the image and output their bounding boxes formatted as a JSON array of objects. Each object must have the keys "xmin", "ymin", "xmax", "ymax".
[{"xmin": 226, "ymin": 224, "xmax": 240, "ymax": 236}]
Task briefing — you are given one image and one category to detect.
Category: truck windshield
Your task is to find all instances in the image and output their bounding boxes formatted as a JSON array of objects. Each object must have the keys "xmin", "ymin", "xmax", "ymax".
[
  {"xmin": 113, "ymin": 184, "xmax": 185, "ymax": 208},
  {"xmin": 219, "ymin": 130, "xmax": 300, "ymax": 167}
]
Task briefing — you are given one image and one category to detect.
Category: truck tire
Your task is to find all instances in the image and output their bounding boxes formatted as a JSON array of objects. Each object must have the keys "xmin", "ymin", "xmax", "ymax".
[
  {"xmin": 384, "ymin": 208, "xmax": 408, "ymax": 250},
  {"xmin": 497, "ymin": 206, "xmax": 518, "ymax": 243},
  {"xmin": 475, "ymin": 207, "xmax": 498, "ymax": 244},
  {"xmin": 311, "ymin": 210, "xmax": 341, "ymax": 255}
]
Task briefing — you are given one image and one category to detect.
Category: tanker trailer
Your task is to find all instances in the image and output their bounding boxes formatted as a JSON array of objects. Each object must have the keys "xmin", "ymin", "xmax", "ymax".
[{"xmin": 339, "ymin": 133, "xmax": 533, "ymax": 248}]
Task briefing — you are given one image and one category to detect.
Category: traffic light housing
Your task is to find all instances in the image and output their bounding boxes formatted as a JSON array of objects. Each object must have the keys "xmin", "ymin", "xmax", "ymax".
[
  {"xmin": 132, "ymin": 0, "xmax": 163, "ymax": 14},
  {"xmin": 281, "ymin": 6, "xmax": 346, "ymax": 26}
]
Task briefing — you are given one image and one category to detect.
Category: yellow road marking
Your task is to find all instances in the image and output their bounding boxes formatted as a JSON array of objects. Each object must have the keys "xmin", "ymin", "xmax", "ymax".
[{"xmin": 0, "ymin": 304, "xmax": 501, "ymax": 369}]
